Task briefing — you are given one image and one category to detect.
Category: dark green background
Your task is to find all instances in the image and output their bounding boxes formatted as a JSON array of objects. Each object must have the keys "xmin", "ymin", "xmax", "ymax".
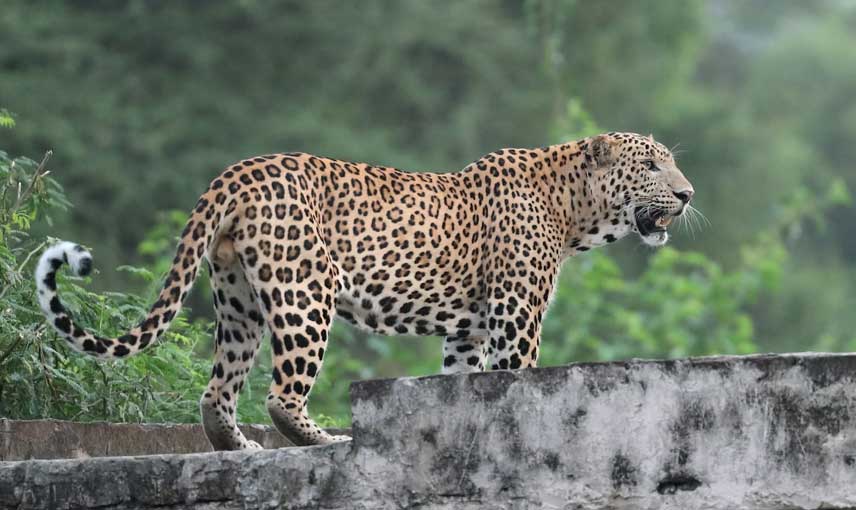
[{"xmin": 2, "ymin": 0, "xmax": 855, "ymax": 423}]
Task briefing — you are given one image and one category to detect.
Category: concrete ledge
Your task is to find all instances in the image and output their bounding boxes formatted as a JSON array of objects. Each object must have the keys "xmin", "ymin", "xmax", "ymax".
[
  {"xmin": 2, "ymin": 353, "xmax": 856, "ymax": 509},
  {"xmin": 0, "ymin": 420, "xmax": 349, "ymax": 461}
]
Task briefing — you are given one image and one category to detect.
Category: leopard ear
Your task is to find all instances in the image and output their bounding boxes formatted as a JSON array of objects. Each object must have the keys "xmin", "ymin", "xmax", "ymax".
[{"xmin": 589, "ymin": 134, "xmax": 619, "ymax": 168}]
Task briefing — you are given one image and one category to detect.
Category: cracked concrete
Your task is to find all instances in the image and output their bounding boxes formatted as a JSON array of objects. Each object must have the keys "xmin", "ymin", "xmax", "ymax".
[{"xmin": 2, "ymin": 353, "xmax": 856, "ymax": 509}]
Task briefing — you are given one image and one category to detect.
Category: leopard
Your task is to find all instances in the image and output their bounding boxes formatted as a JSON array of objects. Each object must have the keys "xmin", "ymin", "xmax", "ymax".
[{"xmin": 35, "ymin": 131, "xmax": 694, "ymax": 449}]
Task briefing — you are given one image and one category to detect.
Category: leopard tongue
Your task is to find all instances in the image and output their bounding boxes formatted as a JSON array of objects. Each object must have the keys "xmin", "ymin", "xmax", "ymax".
[{"xmin": 655, "ymin": 216, "xmax": 673, "ymax": 228}]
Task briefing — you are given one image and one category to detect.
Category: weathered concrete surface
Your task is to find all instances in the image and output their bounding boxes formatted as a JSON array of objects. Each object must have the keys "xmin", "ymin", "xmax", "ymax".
[
  {"xmin": 3, "ymin": 353, "xmax": 856, "ymax": 509},
  {"xmin": 0, "ymin": 420, "xmax": 349, "ymax": 461}
]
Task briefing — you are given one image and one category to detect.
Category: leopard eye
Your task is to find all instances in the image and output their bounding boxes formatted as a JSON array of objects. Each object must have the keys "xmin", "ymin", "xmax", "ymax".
[{"xmin": 643, "ymin": 160, "xmax": 660, "ymax": 172}]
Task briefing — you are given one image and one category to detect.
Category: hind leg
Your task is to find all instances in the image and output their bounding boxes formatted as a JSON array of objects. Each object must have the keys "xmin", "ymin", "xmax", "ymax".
[
  {"xmin": 236, "ymin": 225, "xmax": 348, "ymax": 446},
  {"xmin": 200, "ymin": 239, "xmax": 266, "ymax": 450}
]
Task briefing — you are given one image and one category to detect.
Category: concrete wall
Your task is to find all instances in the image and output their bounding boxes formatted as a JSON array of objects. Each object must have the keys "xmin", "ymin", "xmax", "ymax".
[
  {"xmin": 2, "ymin": 353, "xmax": 856, "ymax": 509},
  {"xmin": 0, "ymin": 420, "xmax": 348, "ymax": 461}
]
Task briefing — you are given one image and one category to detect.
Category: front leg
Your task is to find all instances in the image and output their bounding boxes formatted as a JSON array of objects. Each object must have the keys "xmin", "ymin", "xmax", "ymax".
[
  {"xmin": 487, "ymin": 308, "xmax": 542, "ymax": 370},
  {"xmin": 442, "ymin": 335, "xmax": 489, "ymax": 374},
  {"xmin": 485, "ymin": 282, "xmax": 551, "ymax": 370},
  {"xmin": 482, "ymin": 241, "xmax": 560, "ymax": 370}
]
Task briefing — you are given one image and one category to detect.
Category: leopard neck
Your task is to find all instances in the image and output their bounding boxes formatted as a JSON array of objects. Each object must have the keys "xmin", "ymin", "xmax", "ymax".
[{"xmin": 539, "ymin": 138, "xmax": 602, "ymax": 255}]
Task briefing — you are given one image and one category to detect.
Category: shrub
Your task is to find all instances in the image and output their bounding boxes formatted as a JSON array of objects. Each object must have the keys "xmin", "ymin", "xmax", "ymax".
[{"xmin": 0, "ymin": 148, "xmax": 259, "ymax": 423}]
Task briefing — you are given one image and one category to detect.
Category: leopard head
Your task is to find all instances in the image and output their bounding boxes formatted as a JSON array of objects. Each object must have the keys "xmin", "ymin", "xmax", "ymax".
[{"xmin": 584, "ymin": 132, "xmax": 695, "ymax": 247}]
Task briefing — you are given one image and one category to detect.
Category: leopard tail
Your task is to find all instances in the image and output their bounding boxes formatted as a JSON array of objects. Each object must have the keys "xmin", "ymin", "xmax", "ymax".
[{"xmin": 34, "ymin": 189, "xmax": 229, "ymax": 359}]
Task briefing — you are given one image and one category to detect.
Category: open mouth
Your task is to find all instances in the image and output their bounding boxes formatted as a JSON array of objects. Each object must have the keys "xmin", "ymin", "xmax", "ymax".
[{"xmin": 634, "ymin": 206, "xmax": 675, "ymax": 237}]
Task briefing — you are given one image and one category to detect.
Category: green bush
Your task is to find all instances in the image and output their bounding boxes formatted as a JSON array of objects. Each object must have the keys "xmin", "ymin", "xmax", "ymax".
[
  {"xmin": 543, "ymin": 247, "xmax": 765, "ymax": 363},
  {"xmin": 0, "ymin": 146, "xmax": 245, "ymax": 423}
]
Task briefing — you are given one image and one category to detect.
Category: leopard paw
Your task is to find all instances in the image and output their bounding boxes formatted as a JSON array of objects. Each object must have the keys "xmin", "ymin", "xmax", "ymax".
[{"xmin": 244, "ymin": 440, "xmax": 263, "ymax": 450}]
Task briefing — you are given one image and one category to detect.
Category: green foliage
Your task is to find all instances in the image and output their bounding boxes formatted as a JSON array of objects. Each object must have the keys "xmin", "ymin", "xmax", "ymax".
[
  {"xmin": 0, "ymin": 1, "xmax": 551, "ymax": 290},
  {"xmin": 2, "ymin": 1, "xmax": 856, "ymax": 426},
  {"xmin": 0, "ymin": 151, "xmax": 67, "ymax": 242},
  {"xmin": 0, "ymin": 109, "xmax": 15, "ymax": 129},
  {"xmin": 4, "ymin": 1, "xmax": 854, "ymax": 356},
  {"xmin": 0, "ymin": 143, "xmax": 259, "ymax": 423},
  {"xmin": 543, "ymin": 247, "xmax": 762, "ymax": 363}
]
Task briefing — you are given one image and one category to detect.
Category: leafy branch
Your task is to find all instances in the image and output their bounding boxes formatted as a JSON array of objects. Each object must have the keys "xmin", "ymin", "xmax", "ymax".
[{"xmin": 0, "ymin": 109, "xmax": 15, "ymax": 129}]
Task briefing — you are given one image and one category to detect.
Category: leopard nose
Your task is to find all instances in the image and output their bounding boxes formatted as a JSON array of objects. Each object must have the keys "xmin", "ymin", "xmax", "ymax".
[{"xmin": 673, "ymin": 189, "xmax": 694, "ymax": 204}]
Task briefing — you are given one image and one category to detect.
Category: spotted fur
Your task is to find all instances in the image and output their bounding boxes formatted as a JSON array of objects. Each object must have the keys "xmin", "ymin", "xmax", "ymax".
[{"xmin": 36, "ymin": 132, "xmax": 694, "ymax": 448}]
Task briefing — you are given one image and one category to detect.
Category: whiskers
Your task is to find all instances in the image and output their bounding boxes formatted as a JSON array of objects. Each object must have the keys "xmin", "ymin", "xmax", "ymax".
[
  {"xmin": 676, "ymin": 204, "xmax": 710, "ymax": 238},
  {"xmin": 670, "ymin": 142, "xmax": 687, "ymax": 159},
  {"xmin": 628, "ymin": 196, "xmax": 668, "ymax": 220}
]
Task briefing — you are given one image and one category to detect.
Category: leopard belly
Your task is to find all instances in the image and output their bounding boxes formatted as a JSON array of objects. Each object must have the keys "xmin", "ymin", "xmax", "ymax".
[{"xmin": 333, "ymin": 270, "xmax": 487, "ymax": 338}]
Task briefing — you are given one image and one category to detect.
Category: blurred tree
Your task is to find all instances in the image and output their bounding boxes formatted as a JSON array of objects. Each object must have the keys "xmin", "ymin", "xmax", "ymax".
[
  {"xmin": 0, "ymin": 1, "xmax": 551, "ymax": 290},
  {"xmin": 2, "ymin": 0, "xmax": 856, "ymax": 425}
]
